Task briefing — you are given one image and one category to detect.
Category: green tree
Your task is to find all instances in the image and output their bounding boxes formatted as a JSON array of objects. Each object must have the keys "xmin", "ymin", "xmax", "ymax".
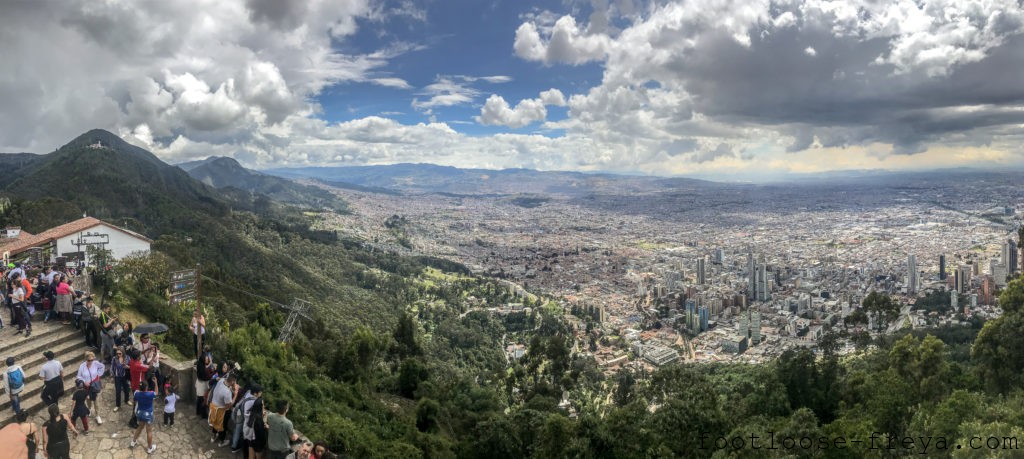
[
  {"xmin": 845, "ymin": 308, "xmax": 868, "ymax": 329},
  {"xmin": 849, "ymin": 330, "xmax": 872, "ymax": 350},
  {"xmin": 342, "ymin": 326, "xmax": 382, "ymax": 382},
  {"xmin": 415, "ymin": 398, "xmax": 441, "ymax": 433},
  {"xmin": 533, "ymin": 413, "xmax": 574, "ymax": 459},
  {"xmin": 889, "ymin": 334, "xmax": 950, "ymax": 401},
  {"xmin": 612, "ymin": 369, "xmax": 636, "ymax": 407},
  {"xmin": 908, "ymin": 390, "xmax": 986, "ymax": 444},
  {"xmin": 972, "ymin": 278, "xmax": 1024, "ymax": 393},
  {"xmin": 393, "ymin": 312, "xmax": 423, "ymax": 358},
  {"xmin": 399, "ymin": 358, "xmax": 430, "ymax": 398},
  {"xmin": 953, "ymin": 421, "xmax": 1024, "ymax": 459},
  {"xmin": 862, "ymin": 291, "xmax": 900, "ymax": 332}
]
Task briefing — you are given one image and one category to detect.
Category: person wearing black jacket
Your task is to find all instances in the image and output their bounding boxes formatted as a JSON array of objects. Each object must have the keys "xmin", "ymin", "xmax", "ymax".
[{"xmin": 81, "ymin": 298, "xmax": 100, "ymax": 349}]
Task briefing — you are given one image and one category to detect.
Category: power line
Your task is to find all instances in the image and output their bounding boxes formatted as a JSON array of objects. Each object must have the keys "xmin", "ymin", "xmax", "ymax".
[
  {"xmin": 199, "ymin": 274, "xmax": 314, "ymax": 343},
  {"xmin": 199, "ymin": 274, "xmax": 299, "ymax": 313}
]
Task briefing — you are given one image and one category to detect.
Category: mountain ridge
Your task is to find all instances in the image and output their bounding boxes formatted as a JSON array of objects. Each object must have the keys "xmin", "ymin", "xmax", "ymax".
[
  {"xmin": 263, "ymin": 163, "xmax": 716, "ymax": 196},
  {"xmin": 181, "ymin": 156, "xmax": 348, "ymax": 212}
]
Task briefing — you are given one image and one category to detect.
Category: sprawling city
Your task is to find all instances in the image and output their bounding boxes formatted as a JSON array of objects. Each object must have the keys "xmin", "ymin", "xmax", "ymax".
[{"xmin": 312, "ymin": 169, "xmax": 1023, "ymax": 372}]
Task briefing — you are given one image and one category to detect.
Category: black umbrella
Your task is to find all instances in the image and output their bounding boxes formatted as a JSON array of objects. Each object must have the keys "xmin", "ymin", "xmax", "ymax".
[{"xmin": 134, "ymin": 323, "xmax": 169, "ymax": 335}]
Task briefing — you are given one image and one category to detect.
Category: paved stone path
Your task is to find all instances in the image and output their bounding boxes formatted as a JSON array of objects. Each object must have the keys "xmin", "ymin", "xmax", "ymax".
[{"xmin": 21, "ymin": 376, "xmax": 235, "ymax": 458}]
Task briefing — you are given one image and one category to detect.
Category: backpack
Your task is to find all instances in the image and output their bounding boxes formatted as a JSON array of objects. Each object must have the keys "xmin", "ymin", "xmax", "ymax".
[
  {"xmin": 7, "ymin": 368, "xmax": 24, "ymax": 391},
  {"xmin": 81, "ymin": 305, "xmax": 94, "ymax": 322},
  {"xmin": 234, "ymin": 394, "xmax": 254, "ymax": 422},
  {"xmin": 246, "ymin": 398, "xmax": 262, "ymax": 429}
]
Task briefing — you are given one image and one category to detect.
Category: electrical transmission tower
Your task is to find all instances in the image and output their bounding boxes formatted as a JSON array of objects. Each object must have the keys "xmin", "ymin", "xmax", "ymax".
[{"xmin": 278, "ymin": 299, "xmax": 313, "ymax": 343}]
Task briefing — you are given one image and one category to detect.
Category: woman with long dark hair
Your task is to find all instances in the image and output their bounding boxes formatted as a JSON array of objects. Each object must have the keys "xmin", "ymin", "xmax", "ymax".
[
  {"xmin": 41, "ymin": 402, "xmax": 78, "ymax": 459},
  {"xmin": 15, "ymin": 411, "xmax": 39, "ymax": 459},
  {"xmin": 111, "ymin": 347, "xmax": 131, "ymax": 412},
  {"xmin": 130, "ymin": 378, "xmax": 158, "ymax": 454},
  {"xmin": 195, "ymin": 352, "xmax": 213, "ymax": 418}
]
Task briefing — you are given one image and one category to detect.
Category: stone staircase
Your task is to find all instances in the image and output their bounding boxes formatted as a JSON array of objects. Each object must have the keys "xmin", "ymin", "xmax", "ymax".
[{"xmin": 0, "ymin": 319, "xmax": 91, "ymax": 426}]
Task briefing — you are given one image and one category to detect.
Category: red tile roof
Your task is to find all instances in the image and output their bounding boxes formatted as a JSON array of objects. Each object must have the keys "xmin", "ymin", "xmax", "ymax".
[{"xmin": 0, "ymin": 217, "xmax": 152, "ymax": 256}]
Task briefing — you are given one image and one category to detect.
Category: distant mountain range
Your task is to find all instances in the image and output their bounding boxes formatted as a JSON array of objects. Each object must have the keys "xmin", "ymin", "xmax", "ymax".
[
  {"xmin": 179, "ymin": 156, "xmax": 348, "ymax": 212},
  {"xmin": 263, "ymin": 163, "xmax": 717, "ymax": 196}
]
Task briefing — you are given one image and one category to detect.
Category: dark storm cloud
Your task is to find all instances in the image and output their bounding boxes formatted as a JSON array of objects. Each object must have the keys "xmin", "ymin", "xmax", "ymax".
[
  {"xmin": 677, "ymin": 25, "xmax": 1024, "ymax": 152},
  {"xmin": 246, "ymin": 0, "xmax": 310, "ymax": 30}
]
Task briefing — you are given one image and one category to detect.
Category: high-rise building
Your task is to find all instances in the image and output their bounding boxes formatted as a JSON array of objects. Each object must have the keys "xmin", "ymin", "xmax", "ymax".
[
  {"xmin": 955, "ymin": 266, "xmax": 970, "ymax": 293},
  {"xmin": 907, "ymin": 254, "xmax": 917, "ymax": 293},
  {"xmin": 698, "ymin": 306, "xmax": 709, "ymax": 331},
  {"xmin": 750, "ymin": 311, "xmax": 761, "ymax": 345},
  {"xmin": 992, "ymin": 259, "xmax": 1008, "ymax": 288},
  {"xmin": 756, "ymin": 263, "xmax": 770, "ymax": 301},
  {"xmin": 939, "ymin": 254, "xmax": 946, "ymax": 280},
  {"xmin": 696, "ymin": 257, "xmax": 706, "ymax": 285},
  {"xmin": 685, "ymin": 299, "xmax": 697, "ymax": 332},
  {"xmin": 1004, "ymin": 239, "xmax": 1018, "ymax": 276},
  {"xmin": 747, "ymin": 253, "xmax": 756, "ymax": 301},
  {"xmin": 714, "ymin": 248, "xmax": 725, "ymax": 264}
]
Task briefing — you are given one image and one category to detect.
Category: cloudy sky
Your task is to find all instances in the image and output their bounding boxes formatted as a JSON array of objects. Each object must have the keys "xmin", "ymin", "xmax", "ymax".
[{"xmin": 2, "ymin": 0, "xmax": 1024, "ymax": 179}]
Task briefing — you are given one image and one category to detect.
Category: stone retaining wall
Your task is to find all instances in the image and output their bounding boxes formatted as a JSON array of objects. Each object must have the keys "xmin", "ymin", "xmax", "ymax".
[{"xmin": 158, "ymin": 355, "xmax": 196, "ymax": 402}]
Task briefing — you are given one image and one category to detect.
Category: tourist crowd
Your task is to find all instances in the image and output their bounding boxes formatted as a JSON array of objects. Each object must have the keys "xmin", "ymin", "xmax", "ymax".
[{"xmin": 0, "ymin": 263, "xmax": 338, "ymax": 458}]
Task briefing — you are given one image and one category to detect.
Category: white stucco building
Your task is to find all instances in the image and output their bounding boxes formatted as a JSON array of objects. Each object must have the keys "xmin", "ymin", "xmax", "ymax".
[{"xmin": 0, "ymin": 216, "xmax": 151, "ymax": 266}]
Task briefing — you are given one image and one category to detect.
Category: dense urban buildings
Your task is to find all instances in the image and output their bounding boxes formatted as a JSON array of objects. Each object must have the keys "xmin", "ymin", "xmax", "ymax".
[{"xmin": 313, "ymin": 170, "xmax": 1023, "ymax": 369}]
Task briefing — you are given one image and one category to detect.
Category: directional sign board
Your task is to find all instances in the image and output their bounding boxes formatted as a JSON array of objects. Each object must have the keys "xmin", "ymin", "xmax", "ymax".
[
  {"xmin": 169, "ymin": 268, "xmax": 199, "ymax": 307},
  {"xmin": 169, "ymin": 290, "xmax": 197, "ymax": 305}
]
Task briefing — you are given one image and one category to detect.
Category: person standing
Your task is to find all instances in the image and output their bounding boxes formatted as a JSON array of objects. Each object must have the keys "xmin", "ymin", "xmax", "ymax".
[
  {"xmin": 268, "ymin": 400, "xmax": 299, "ymax": 459},
  {"xmin": 75, "ymin": 351, "xmax": 105, "ymax": 425},
  {"xmin": 5, "ymin": 278, "xmax": 14, "ymax": 330},
  {"xmin": 130, "ymin": 379, "xmax": 158, "ymax": 454},
  {"xmin": 19, "ymin": 272, "xmax": 33, "ymax": 329},
  {"xmin": 69, "ymin": 380, "xmax": 90, "ymax": 435},
  {"xmin": 70, "ymin": 292, "xmax": 84, "ymax": 330},
  {"xmin": 9, "ymin": 274, "xmax": 30, "ymax": 337},
  {"xmin": 244, "ymin": 385, "xmax": 268, "ymax": 459},
  {"xmin": 98, "ymin": 304, "xmax": 117, "ymax": 362},
  {"xmin": 128, "ymin": 348, "xmax": 149, "ymax": 396},
  {"xmin": 195, "ymin": 353, "xmax": 213, "ymax": 419},
  {"xmin": 209, "ymin": 374, "xmax": 236, "ymax": 447},
  {"xmin": 190, "ymin": 310, "xmax": 206, "ymax": 358},
  {"xmin": 3, "ymin": 356, "xmax": 26, "ymax": 418},
  {"xmin": 39, "ymin": 351, "xmax": 64, "ymax": 406},
  {"xmin": 230, "ymin": 382, "xmax": 252, "ymax": 453},
  {"xmin": 41, "ymin": 402, "xmax": 78, "ymax": 459},
  {"xmin": 144, "ymin": 342, "xmax": 165, "ymax": 397},
  {"xmin": 110, "ymin": 348, "xmax": 131, "ymax": 412},
  {"xmin": 81, "ymin": 298, "xmax": 99, "ymax": 349},
  {"xmin": 163, "ymin": 384, "xmax": 178, "ymax": 427}
]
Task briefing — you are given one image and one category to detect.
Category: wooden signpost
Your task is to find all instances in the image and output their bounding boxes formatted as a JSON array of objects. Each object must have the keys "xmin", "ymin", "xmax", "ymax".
[{"xmin": 170, "ymin": 264, "xmax": 202, "ymax": 357}]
